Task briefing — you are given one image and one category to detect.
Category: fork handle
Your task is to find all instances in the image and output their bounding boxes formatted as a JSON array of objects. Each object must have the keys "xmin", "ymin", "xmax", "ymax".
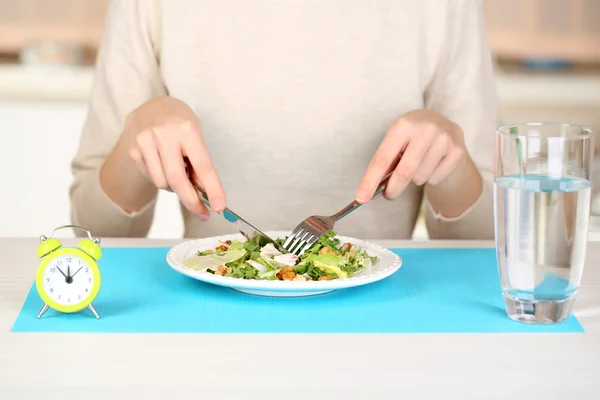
[{"xmin": 332, "ymin": 172, "xmax": 393, "ymax": 222}]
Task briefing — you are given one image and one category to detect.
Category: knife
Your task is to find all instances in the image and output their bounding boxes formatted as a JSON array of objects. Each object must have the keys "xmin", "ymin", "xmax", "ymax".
[{"xmin": 183, "ymin": 159, "xmax": 288, "ymax": 254}]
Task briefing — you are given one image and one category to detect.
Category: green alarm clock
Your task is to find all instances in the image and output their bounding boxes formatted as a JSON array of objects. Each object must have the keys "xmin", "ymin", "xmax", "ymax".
[{"xmin": 36, "ymin": 225, "xmax": 102, "ymax": 319}]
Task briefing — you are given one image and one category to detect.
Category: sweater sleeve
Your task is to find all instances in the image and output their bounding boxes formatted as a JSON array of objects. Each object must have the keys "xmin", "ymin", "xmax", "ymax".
[
  {"xmin": 69, "ymin": 0, "xmax": 166, "ymax": 238},
  {"xmin": 423, "ymin": 0, "xmax": 499, "ymax": 240}
]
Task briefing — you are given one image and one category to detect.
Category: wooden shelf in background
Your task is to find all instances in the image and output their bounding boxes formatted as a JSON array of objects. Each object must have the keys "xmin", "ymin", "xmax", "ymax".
[{"xmin": 0, "ymin": 0, "xmax": 107, "ymax": 56}]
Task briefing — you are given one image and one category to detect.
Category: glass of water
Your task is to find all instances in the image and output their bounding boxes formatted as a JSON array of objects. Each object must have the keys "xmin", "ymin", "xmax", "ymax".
[{"xmin": 494, "ymin": 122, "xmax": 595, "ymax": 323}]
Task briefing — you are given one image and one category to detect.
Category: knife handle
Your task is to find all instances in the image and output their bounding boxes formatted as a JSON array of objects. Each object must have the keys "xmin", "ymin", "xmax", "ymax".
[{"xmin": 183, "ymin": 157, "xmax": 211, "ymax": 205}]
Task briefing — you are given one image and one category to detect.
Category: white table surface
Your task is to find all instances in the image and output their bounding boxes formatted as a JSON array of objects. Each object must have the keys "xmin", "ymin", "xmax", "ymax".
[{"xmin": 1, "ymin": 237, "xmax": 599, "ymax": 400}]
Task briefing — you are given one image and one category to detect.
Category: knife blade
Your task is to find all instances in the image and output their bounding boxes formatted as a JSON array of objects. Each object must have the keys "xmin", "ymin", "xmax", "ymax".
[{"xmin": 184, "ymin": 159, "xmax": 287, "ymax": 253}]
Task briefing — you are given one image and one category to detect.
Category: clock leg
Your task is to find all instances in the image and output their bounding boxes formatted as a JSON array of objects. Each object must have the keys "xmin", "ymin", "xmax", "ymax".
[
  {"xmin": 37, "ymin": 303, "xmax": 49, "ymax": 318},
  {"xmin": 88, "ymin": 303, "xmax": 100, "ymax": 319}
]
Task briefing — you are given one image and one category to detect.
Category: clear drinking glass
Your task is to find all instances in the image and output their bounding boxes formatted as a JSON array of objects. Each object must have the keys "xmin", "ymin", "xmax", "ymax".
[{"xmin": 494, "ymin": 122, "xmax": 595, "ymax": 323}]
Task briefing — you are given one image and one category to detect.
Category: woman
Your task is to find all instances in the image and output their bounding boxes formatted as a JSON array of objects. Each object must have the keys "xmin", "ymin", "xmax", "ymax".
[{"xmin": 69, "ymin": 0, "xmax": 497, "ymax": 240}]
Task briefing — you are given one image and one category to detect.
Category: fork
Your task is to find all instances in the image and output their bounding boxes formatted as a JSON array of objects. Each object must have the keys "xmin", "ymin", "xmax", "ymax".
[{"xmin": 282, "ymin": 173, "xmax": 393, "ymax": 256}]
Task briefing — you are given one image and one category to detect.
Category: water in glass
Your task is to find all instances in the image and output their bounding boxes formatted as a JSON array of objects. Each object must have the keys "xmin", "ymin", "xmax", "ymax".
[{"xmin": 494, "ymin": 122, "xmax": 594, "ymax": 324}]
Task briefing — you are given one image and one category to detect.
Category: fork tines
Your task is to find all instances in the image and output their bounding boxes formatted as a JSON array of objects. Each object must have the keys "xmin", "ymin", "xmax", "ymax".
[{"xmin": 282, "ymin": 226, "xmax": 318, "ymax": 256}]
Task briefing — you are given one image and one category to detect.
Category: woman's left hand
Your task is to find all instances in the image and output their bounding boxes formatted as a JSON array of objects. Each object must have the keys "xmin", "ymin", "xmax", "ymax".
[{"xmin": 356, "ymin": 109, "xmax": 467, "ymax": 202}]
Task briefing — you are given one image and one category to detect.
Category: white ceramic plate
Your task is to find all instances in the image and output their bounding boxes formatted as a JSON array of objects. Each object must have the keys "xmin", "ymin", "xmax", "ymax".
[{"xmin": 166, "ymin": 230, "xmax": 402, "ymax": 297}]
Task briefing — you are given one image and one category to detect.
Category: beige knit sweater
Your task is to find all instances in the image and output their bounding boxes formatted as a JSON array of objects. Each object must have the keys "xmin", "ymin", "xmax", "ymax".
[{"xmin": 70, "ymin": 0, "xmax": 498, "ymax": 240}]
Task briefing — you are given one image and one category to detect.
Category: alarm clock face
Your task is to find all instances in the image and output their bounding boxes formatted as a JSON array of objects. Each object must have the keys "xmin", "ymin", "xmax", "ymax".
[{"xmin": 41, "ymin": 253, "xmax": 96, "ymax": 306}]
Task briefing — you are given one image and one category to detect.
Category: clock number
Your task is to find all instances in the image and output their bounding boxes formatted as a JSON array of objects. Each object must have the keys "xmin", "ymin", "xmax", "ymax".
[
  {"xmin": 50, "ymin": 268, "xmax": 55, "ymax": 273},
  {"xmin": 85, "ymin": 268, "xmax": 88, "ymax": 273},
  {"xmin": 88, "ymin": 278, "xmax": 92, "ymax": 283},
  {"xmin": 57, "ymin": 260, "xmax": 62, "ymax": 266},
  {"xmin": 46, "ymin": 278, "xmax": 50, "ymax": 282},
  {"xmin": 68, "ymin": 298, "xmax": 71, "ymax": 303},
  {"xmin": 85, "ymin": 288, "xmax": 89, "ymax": 292},
  {"xmin": 67, "ymin": 258, "xmax": 72, "ymax": 262},
  {"xmin": 50, "ymin": 288, "xmax": 53, "ymax": 293},
  {"xmin": 78, "ymin": 295, "xmax": 81, "ymax": 300}
]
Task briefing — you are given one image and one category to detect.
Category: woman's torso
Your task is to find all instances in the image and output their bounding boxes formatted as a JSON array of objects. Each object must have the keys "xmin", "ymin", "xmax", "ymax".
[{"xmin": 152, "ymin": 0, "xmax": 448, "ymax": 239}]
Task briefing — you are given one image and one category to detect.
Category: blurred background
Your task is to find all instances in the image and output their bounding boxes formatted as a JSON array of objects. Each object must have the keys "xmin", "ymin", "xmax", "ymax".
[{"xmin": 0, "ymin": 0, "xmax": 599, "ymax": 239}]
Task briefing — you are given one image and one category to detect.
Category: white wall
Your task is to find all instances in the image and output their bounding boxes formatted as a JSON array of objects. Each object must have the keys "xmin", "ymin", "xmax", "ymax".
[{"xmin": 0, "ymin": 100, "xmax": 183, "ymax": 238}]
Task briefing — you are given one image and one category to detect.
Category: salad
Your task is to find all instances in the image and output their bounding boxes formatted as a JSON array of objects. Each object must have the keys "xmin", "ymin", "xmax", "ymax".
[{"xmin": 182, "ymin": 231, "xmax": 377, "ymax": 281}]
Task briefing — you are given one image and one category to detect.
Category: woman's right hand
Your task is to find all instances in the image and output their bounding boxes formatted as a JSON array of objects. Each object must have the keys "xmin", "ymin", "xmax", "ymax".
[{"xmin": 123, "ymin": 96, "xmax": 225, "ymax": 220}]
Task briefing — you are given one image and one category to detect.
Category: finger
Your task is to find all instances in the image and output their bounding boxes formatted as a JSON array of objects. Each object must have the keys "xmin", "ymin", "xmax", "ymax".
[
  {"xmin": 428, "ymin": 146, "xmax": 464, "ymax": 185},
  {"xmin": 356, "ymin": 127, "xmax": 408, "ymax": 203},
  {"xmin": 384, "ymin": 131, "xmax": 436, "ymax": 199},
  {"xmin": 155, "ymin": 133, "xmax": 209, "ymax": 218},
  {"xmin": 182, "ymin": 131, "xmax": 226, "ymax": 212},
  {"xmin": 129, "ymin": 147, "xmax": 151, "ymax": 181},
  {"xmin": 136, "ymin": 130, "xmax": 168, "ymax": 189},
  {"xmin": 412, "ymin": 135, "xmax": 449, "ymax": 186}
]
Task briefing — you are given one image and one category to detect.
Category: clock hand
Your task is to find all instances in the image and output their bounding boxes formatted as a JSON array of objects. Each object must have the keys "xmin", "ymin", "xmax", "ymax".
[
  {"xmin": 56, "ymin": 267, "xmax": 68, "ymax": 279},
  {"xmin": 63, "ymin": 264, "xmax": 75, "ymax": 284},
  {"xmin": 71, "ymin": 266, "xmax": 83, "ymax": 278}
]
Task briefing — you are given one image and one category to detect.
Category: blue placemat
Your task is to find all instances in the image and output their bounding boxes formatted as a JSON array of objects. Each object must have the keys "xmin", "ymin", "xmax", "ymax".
[{"xmin": 10, "ymin": 247, "xmax": 584, "ymax": 333}]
